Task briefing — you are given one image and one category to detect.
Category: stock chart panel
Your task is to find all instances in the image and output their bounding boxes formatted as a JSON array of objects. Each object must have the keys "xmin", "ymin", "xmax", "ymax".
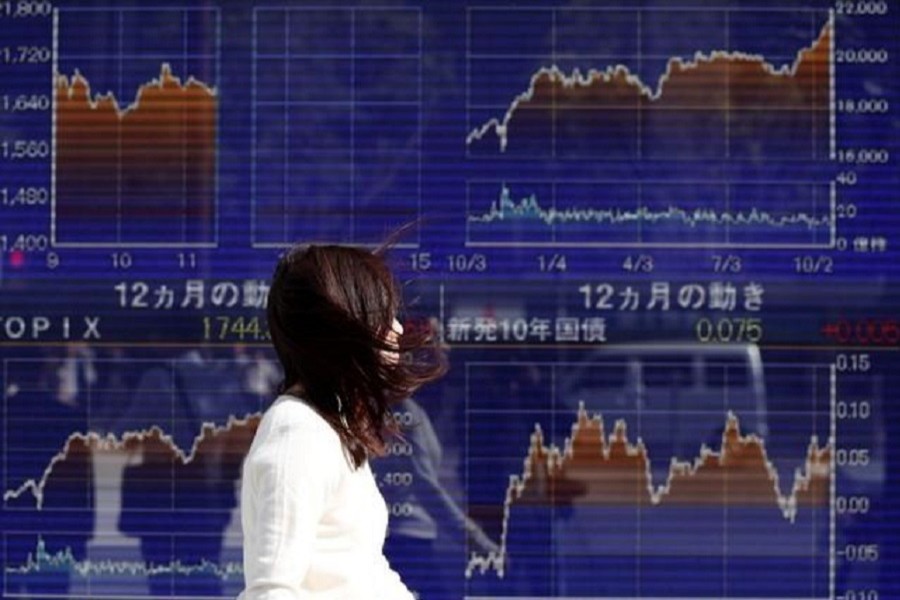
[{"xmin": 0, "ymin": 1, "xmax": 898, "ymax": 599}]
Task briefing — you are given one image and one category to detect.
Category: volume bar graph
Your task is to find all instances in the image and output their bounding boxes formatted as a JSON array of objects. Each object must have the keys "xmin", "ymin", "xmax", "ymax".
[
  {"xmin": 466, "ymin": 180, "xmax": 836, "ymax": 248},
  {"xmin": 51, "ymin": 7, "xmax": 220, "ymax": 247},
  {"xmin": 4, "ymin": 536, "xmax": 244, "ymax": 594}
]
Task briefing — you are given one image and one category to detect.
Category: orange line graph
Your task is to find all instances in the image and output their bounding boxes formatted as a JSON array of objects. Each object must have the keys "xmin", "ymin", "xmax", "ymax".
[
  {"xmin": 468, "ymin": 20, "xmax": 831, "ymax": 158},
  {"xmin": 467, "ymin": 403, "xmax": 830, "ymax": 577},
  {"xmin": 54, "ymin": 64, "xmax": 216, "ymax": 239},
  {"xmin": 4, "ymin": 414, "xmax": 259, "ymax": 510}
]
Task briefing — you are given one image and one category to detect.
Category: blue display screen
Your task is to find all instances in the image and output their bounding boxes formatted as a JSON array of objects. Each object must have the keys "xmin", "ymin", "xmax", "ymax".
[{"xmin": 1, "ymin": 1, "xmax": 897, "ymax": 598}]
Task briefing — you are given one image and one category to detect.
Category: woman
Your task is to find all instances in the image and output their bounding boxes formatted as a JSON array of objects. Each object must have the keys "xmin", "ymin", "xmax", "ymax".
[{"xmin": 237, "ymin": 243, "xmax": 446, "ymax": 599}]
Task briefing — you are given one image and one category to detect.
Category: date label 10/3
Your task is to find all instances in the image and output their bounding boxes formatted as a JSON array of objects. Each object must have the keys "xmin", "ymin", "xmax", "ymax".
[
  {"xmin": 447, "ymin": 254, "xmax": 487, "ymax": 272},
  {"xmin": 409, "ymin": 253, "xmax": 489, "ymax": 272}
]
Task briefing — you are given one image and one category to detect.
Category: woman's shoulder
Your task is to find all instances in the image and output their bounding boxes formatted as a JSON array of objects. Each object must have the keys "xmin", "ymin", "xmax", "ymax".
[
  {"xmin": 248, "ymin": 395, "xmax": 345, "ymax": 461},
  {"xmin": 263, "ymin": 395, "xmax": 334, "ymax": 433},
  {"xmin": 245, "ymin": 396, "xmax": 348, "ymax": 490}
]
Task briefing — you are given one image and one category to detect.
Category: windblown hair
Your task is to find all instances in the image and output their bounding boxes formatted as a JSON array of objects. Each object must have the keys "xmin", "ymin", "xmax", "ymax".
[{"xmin": 266, "ymin": 243, "xmax": 446, "ymax": 467}]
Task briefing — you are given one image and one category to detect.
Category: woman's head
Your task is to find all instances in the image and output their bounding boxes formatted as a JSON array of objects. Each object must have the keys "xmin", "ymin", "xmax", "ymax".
[{"xmin": 266, "ymin": 244, "xmax": 445, "ymax": 466}]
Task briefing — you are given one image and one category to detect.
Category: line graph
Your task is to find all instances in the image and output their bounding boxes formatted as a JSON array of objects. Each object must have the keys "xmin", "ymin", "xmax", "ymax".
[
  {"xmin": 251, "ymin": 7, "xmax": 423, "ymax": 248},
  {"xmin": 467, "ymin": 406, "xmax": 829, "ymax": 576},
  {"xmin": 50, "ymin": 6, "xmax": 220, "ymax": 248},
  {"xmin": 3, "ymin": 356, "xmax": 265, "ymax": 510},
  {"xmin": 2, "ymin": 419, "xmax": 255, "ymax": 598},
  {"xmin": 3, "ymin": 416, "xmax": 258, "ymax": 511},
  {"xmin": 466, "ymin": 7, "xmax": 834, "ymax": 160},
  {"xmin": 464, "ymin": 359, "xmax": 836, "ymax": 598},
  {"xmin": 466, "ymin": 180, "xmax": 836, "ymax": 248},
  {"xmin": 2, "ymin": 355, "xmax": 263, "ymax": 598}
]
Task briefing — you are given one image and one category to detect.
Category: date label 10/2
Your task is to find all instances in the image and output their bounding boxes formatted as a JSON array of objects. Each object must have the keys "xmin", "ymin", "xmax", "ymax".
[{"xmin": 794, "ymin": 255, "xmax": 834, "ymax": 274}]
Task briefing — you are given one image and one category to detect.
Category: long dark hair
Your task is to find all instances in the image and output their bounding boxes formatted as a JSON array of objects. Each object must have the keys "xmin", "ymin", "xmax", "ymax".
[{"xmin": 266, "ymin": 243, "xmax": 446, "ymax": 467}]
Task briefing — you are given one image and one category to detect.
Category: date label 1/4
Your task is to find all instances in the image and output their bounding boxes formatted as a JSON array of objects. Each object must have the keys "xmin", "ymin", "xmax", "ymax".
[{"xmin": 538, "ymin": 254, "xmax": 567, "ymax": 272}]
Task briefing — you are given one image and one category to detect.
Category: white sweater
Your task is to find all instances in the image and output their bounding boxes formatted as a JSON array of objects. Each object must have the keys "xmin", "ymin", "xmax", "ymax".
[{"xmin": 238, "ymin": 395, "xmax": 415, "ymax": 599}]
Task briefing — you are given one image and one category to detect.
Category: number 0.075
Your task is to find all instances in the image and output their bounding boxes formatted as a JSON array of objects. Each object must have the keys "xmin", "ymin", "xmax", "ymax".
[{"xmin": 695, "ymin": 318, "xmax": 763, "ymax": 343}]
